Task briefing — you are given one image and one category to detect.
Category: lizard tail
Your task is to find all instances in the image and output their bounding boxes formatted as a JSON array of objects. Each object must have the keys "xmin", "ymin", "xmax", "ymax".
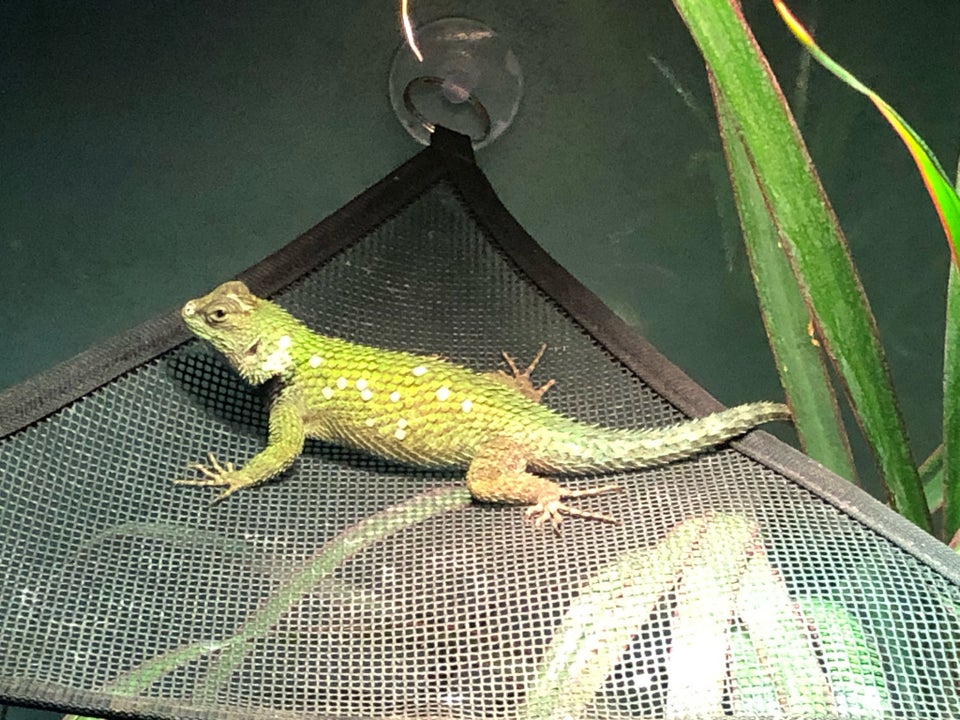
[{"xmin": 530, "ymin": 401, "xmax": 791, "ymax": 475}]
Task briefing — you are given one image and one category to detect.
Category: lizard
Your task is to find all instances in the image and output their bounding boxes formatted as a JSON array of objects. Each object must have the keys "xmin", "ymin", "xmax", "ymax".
[{"xmin": 177, "ymin": 280, "xmax": 791, "ymax": 529}]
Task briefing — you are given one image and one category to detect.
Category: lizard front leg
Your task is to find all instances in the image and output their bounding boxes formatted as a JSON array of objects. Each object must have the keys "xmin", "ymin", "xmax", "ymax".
[
  {"xmin": 176, "ymin": 395, "xmax": 306, "ymax": 503},
  {"xmin": 466, "ymin": 436, "xmax": 621, "ymax": 532}
]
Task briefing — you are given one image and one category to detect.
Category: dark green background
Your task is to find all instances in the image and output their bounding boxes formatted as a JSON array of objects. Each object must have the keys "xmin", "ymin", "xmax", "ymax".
[{"xmin": 2, "ymin": 1, "xmax": 958, "ymax": 717}]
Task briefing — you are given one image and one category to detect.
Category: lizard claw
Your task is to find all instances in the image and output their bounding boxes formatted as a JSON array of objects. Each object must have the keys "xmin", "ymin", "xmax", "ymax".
[
  {"xmin": 524, "ymin": 484, "xmax": 623, "ymax": 533},
  {"xmin": 524, "ymin": 498, "xmax": 620, "ymax": 534},
  {"xmin": 174, "ymin": 452, "xmax": 235, "ymax": 486},
  {"xmin": 174, "ymin": 453, "xmax": 245, "ymax": 503}
]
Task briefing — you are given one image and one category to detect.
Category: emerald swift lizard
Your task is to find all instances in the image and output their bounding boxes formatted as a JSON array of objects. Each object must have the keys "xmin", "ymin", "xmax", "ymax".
[{"xmin": 178, "ymin": 281, "xmax": 790, "ymax": 529}]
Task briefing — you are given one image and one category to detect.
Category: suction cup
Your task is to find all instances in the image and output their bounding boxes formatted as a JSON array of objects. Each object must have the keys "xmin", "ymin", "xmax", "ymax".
[{"xmin": 389, "ymin": 18, "xmax": 523, "ymax": 149}]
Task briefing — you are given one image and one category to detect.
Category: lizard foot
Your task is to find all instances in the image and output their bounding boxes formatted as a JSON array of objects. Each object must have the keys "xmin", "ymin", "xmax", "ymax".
[
  {"xmin": 491, "ymin": 343, "xmax": 556, "ymax": 403},
  {"xmin": 174, "ymin": 452, "xmax": 247, "ymax": 504},
  {"xmin": 524, "ymin": 483, "xmax": 623, "ymax": 533}
]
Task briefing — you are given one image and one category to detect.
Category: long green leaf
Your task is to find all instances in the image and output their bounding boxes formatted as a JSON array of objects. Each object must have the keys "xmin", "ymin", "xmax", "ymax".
[
  {"xmin": 712, "ymin": 76, "xmax": 856, "ymax": 481},
  {"xmin": 920, "ymin": 444, "xmax": 945, "ymax": 513},
  {"xmin": 773, "ymin": 0, "xmax": 960, "ymax": 261},
  {"xmin": 773, "ymin": 0, "xmax": 960, "ymax": 541},
  {"xmin": 945, "ymin": 265, "xmax": 960, "ymax": 540},
  {"xmin": 670, "ymin": 0, "xmax": 931, "ymax": 530}
]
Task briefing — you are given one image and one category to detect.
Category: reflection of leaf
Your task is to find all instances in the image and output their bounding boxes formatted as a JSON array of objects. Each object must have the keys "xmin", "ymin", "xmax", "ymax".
[
  {"xmin": 650, "ymin": 55, "xmax": 744, "ymax": 274},
  {"xmin": 667, "ymin": 518, "xmax": 757, "ymax": 716},
  {"xmin": 78, "ymin": 521, "xmax": 256, "ymax": 559},
  {"xmin": 728, "ymin": 596, "xmax": 892, "ymax": 717},
  {"xmin": 89, "ymin": 486, "xmax": 471, "ymax": 707},
  {"xmin": 729, "ymin": 594, "xmax": 894, "ymax": 716},
  {"xmin": 732, "ymin": 547, "xmax": 829, "ymax": 713},
  {"xmin": 855, "ymin": 565, "xmax": 960, "ymax": 718},
  {"xmin": 727, "ymin": 625, "xmax": 780, "ymax": 714},
  {"xmin": 522, "ymin": 514, "xmax": 716, "ymax": 720},
  {"xmin": 521, "ymin": 513, "xmax": 834, "ymax": 719},
  {"xmin": 798, "ymin": 596, "xmax": 891, "ymax": 716}
]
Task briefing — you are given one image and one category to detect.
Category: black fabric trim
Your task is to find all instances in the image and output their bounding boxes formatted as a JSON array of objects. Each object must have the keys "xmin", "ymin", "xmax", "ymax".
[
  {"xmin": 0, "ymin": 132, "xmax": 460, "ymax": 438},
  {"xmin": 432, "ymin": 130, "xmax": 960, "ymax": 588},
  {"xmin": 2, "ymin": 125, "xmax": 958, "ymax": 591},
  {"xmin": 0, "ymin": 313, "xmax": 187, "ymax": 439}
]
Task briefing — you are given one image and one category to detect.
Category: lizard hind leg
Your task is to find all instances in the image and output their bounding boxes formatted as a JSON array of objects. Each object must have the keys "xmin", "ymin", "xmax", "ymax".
[
  {"xmin": 487, "ymin": 343, "xmax": 556, "ymax": 402},
  {"xmin": 466, "ymin": 436, "xmax": 621, "ymax": 532}
]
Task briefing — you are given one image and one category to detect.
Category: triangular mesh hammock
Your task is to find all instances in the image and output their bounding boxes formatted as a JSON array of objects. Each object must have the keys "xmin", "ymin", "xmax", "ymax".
[{"xmin": 1, "ymin": 129, "xmax": 958, "ymax": 719}]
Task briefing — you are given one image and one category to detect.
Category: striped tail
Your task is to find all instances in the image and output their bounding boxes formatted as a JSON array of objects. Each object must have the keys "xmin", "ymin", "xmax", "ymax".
[{"xmin": 530, "ymin": 401, "xmax": 791, "ymax": 475}]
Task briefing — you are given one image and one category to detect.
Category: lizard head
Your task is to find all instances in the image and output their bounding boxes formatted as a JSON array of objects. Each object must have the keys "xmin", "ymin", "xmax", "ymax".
[{"xmin": 182, "ymin": 280, "xmax": 295, "ymax": 384}]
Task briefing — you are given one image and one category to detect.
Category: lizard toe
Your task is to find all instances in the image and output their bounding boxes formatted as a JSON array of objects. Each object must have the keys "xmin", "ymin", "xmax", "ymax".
[
  {"xmin": 524, "ymin": 501, "xmax": 562, "ymax": 533},
  {"xmin": 524, "ymin": 498, "xmax": 619, "ymax": 533}
]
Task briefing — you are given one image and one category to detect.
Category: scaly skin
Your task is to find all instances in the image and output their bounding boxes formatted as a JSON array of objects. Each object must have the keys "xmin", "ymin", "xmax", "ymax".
[{"xmin": 178, "ymin": 281, "xmax": 790, "ymax": 529}]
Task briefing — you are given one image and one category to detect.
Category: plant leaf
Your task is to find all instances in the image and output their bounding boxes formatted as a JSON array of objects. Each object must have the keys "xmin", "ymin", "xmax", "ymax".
[
  {"xmin": 919, "ymin": 444, "xmax": 944, "ymax": 513},
  {"xmin": 944, "ymin": 264, "xmax": 960, "ymax": 540},
  {"xmin": 670, "ymin": 0, "xmax": 931, "ymax": 530},
  {"xmin": 712, "ymin": 75, "xmax": 856, "ymax": 481},
  {"xmin": 773, "ymin": 0, "xmax": 960, "ymax": 262},
  {"xmin": 773, "ymin": 0, "xmax": 960, "ymax": 542}
]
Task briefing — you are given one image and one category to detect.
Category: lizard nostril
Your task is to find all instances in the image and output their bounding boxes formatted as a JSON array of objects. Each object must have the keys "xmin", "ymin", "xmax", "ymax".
[{"xmin": 182, "ymin": 302, "xmax": 196, "ymax": 318}]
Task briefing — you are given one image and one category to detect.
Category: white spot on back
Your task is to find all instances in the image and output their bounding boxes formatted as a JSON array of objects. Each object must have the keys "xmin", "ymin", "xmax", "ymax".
[
  {"xmin": 461, "ymin": 399, "xmax": 473, "ymax": 413},
  {"xmin": 395, "ymin": 428, "xmax": 407, "ymax": 440},
  {"xmin": 309, "ymin": 355, "xmax": 323, "ymax": 368},
  {"xmin": 389, "ymin": 390, "xmax": 401, "ymax": 403},
  {"xmin": 356, "ymin": 378, "xmax": 368, "ymax": 391},
  {"xmin": 397, "ymin": 418, "xmax": 408, "ymax": 429},
  {"xmin": 336, "ymin": 377, "xmax": 348, "ymax": 390},
  {"xmin": 365, "ymin": 418, "xmax": 376, "ymax": 427},
  {"xmin": 412, "ymin": 365, "xmax": 428, "ymax": 377},
  {"xmin": 277, "ymin": 335, "xmax": 292, "ymax": 350},
  {"xmin": 436, "ymin": 386, "xmax": 450, "ymax": 401},
  {"xmin": 321, "ymin": 386, "xmax": 334, "ymax": 400},
  {"xmin": 360, "ymin": 388, "xmax": 373, "ymax": 401}
]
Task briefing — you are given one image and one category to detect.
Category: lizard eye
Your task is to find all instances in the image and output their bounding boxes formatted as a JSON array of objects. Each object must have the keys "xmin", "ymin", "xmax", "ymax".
[{"xmin": 207, "ymin": 306, "xmax": 229, "ymax": 324}]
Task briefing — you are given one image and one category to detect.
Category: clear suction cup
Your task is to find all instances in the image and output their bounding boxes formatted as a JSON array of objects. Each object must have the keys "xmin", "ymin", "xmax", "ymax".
[{"xmin": 389, "ymin": 17, "xmax": 523, "ymax": 150}]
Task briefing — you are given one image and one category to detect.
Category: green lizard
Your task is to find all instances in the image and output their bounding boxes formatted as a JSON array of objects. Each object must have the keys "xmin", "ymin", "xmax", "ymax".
[{"xmin": 178, "ymin": 281, "xmax": 790, "ymax": 529}]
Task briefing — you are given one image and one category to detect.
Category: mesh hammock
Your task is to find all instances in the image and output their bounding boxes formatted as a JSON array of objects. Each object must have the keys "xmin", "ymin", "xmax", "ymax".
[{"xmin": 1, "ymin": 129, "xmax": 958, "ymax": 720}]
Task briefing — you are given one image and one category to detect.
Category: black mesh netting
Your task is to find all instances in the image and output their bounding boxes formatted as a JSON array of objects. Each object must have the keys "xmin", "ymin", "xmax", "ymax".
[{"xmin": 1, "ymin": 130, "xmax": 959, "ymax": 719}]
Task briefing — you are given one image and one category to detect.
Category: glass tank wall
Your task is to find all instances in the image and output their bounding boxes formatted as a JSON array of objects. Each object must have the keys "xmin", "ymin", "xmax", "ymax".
[{"xmin": 2, "ymin": 2, "xmax": 958, "ymax": 716}]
